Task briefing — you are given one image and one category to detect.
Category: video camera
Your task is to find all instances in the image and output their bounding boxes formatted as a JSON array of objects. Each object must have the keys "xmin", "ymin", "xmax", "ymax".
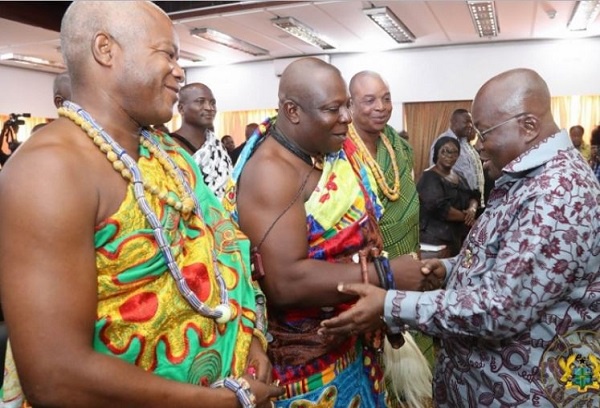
[{"xmin": 6, "ymin": 113, "xmax": 31, "ymax": 127}]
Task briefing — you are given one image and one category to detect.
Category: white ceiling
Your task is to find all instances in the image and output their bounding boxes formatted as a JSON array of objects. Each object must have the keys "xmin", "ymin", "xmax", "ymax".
[{"xmin": 1, "ymin": 1, "xmax": 599, "ymax": 73}]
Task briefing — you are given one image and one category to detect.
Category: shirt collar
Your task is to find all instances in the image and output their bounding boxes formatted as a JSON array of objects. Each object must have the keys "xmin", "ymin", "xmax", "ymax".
[{"xmin": 502, "ymin": 129, "xmax": 570, "ymax": 176}]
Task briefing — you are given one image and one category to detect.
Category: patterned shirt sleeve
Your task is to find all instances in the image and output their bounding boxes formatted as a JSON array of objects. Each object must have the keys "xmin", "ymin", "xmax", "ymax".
[{"xmin": 385, "ymin": 188, "xmax": 592, "ymax": 340}]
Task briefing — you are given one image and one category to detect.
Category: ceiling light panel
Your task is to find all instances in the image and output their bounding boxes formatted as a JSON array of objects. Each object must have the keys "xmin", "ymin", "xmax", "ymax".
[
  {"xmin": 363, "ymin": 6, "xmax": 416, "ymax": 44},
  {"xmin": 190, "ymin": 28, "xmax": 269, "ymax": 56},
  {"xmin": 467, "ymin": 1, "xmax": 500, "ymax": 37},
  {"xmin": 271, "ymin": 17, "xmax": 335, "ymax": 50},
  {"xmin": 0, "ymin": 53, "xmax": 65, "ymax": 72},
  {"xmin": 568, "ymin": 0, "xmax": 600, "ymax": 31}
]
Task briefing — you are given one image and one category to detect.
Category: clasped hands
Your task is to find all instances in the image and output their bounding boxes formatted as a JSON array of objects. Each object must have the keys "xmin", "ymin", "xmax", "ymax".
[
  {"xmin": 317, "ymin": 257, "xmax": 446, "ymax": 338},
  {"xmin": 391, "ymin": 255, "xmax": 446, "ymax": 292},
  {"xmin": 243, "ymin": 336, "xmax": 284, "ymax": 407}
]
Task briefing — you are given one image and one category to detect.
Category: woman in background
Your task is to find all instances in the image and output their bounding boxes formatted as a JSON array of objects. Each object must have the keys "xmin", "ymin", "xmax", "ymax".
[{"xmin": 417, "ymin": 136, "xmax": 480, "ymax": 256}]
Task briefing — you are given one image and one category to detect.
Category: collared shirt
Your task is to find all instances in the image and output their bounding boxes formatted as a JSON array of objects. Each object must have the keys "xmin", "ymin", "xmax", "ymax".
[
  {"xmin": 429, "ymin": 129, "xmax": 484, "ymax": 206},
  {"xmin": 385, "ymin": 129, "xmax": 600, "ymax": 407}
]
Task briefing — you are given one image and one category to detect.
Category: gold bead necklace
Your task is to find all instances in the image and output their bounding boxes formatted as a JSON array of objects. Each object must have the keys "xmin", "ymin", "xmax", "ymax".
[
  {"xmin": 348, "ymin": 125, "xmax": 400, "ymax": 201},
  {"xmin": 58, "ymin": 107, "xmax": 195, "ymax": 215},
  {"xmin": 57, "ymin": 102, "xmax": 233, "ymax": 323}
]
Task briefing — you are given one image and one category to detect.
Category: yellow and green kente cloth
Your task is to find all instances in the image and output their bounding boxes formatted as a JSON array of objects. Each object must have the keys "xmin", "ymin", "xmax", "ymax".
[{"xmin": 94, "ymin": 131, "xmax": 257, "ymax": 384}]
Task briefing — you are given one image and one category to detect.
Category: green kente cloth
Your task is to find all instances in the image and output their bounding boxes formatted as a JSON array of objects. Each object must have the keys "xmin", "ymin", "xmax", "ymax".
[{"xmin": 376, "ymin": 125, "xmax": 420, "ymax": 258}]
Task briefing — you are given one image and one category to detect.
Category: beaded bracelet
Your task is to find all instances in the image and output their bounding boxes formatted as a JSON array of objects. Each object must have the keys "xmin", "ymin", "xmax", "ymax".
[
  {"xmin": 380, "ymin": 254, "xmax": 395, "ymax": 290},
  {"xmin": 211, "ymin": 377, "xmax": 257, "ymax": 408}
]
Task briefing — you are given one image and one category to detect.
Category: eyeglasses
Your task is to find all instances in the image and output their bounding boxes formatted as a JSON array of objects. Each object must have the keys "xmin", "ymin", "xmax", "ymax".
[
  {"xmin": 475, "ymin": 112, "xmax": 528, "ymax": 142},
  {"xmin": 439, "ymin": 148, "xmax": 459, "ymax": 157}
]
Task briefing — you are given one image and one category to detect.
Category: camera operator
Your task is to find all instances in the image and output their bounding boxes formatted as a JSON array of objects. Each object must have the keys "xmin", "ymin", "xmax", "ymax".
[{"xmin": 0, "ymin": 113, "xmax": 29, "ymax": 167}]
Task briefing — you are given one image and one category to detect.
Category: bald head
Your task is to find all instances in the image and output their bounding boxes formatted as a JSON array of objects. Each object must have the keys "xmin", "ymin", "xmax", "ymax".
[
  {"xmin": 276, "ymin": 57, "xmax": 350, "ymax": 154},
  {"xmin": 348, "ymin": 70, "xmax": 386, "ymax": 97},
  {"xmin": 473, "ymin": 68, "xmax": 552, "ymax": 121},
  {"xmin": 472, "ymin": 68, "xmax": 559, "ymax": 180},
  {"xmin": 278, "ymin": 58, "xmax": 343, "ymax": 109},
  {"xmin": 53, "ymin": 71, "xmax": 71, "ymax": 108},
  {"xmin": 60, "ymin": 1, "xmax": 169, "ymax": 81}
]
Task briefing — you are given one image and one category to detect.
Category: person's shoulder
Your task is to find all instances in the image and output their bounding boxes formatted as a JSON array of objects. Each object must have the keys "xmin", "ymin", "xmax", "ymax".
[
  {"xmin": 383, "ymin": 125, "xmax": 413, "ymax": 153},
  {"xmin": 239, "ymin": 142, "xmax": 305, "ymax": 197},
  {"xmin": 0, "ymin": 122, "xmax": 99, "ymax": 211},
  {"xmin": 416, "ymin": 168, "xmax": 438, "ymax": 184}
]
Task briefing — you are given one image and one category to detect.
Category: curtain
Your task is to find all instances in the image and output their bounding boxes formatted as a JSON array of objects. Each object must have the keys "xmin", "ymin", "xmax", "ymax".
[
  {"xmin": 403, "ymin": 100, "xmax": 472, "ymax": 182},
  {"xmin": 550, "ymin": 95, "xmax": 600, "ymax": 143},
  {"xmin": 215, "ymin": 109, "xmax": 277, "ymax": 145}
]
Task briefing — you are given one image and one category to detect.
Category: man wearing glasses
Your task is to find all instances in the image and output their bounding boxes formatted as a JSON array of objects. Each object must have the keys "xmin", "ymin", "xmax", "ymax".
[{"xmin": 319, "ymin": 68, "xmax": 600, "ymax": 408}]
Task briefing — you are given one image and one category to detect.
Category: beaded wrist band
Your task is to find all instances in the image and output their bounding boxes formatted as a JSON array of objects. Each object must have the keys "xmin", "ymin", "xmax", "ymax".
[
  {"xmin": 211, "ymin": 377, "xmax": 257, "ymax": 408},
  {"xmin": 379, "ymin": 254, "xmax": 395, "ymax": 290}
]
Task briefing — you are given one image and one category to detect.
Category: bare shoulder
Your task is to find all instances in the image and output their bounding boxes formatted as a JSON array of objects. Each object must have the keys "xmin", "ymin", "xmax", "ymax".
[
  {"xmin": 0, "ymin": 120, "xmax": 113, "ymax": 225},
  {"xmin": 237, "ymin": 139, "xmax": 312, "ymax": 208}
]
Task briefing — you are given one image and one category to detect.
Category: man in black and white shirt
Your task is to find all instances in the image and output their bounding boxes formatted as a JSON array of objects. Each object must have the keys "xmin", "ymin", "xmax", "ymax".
[{"xmin": 171, "ymin": 82, "xmax": 232, "ymax": 198}]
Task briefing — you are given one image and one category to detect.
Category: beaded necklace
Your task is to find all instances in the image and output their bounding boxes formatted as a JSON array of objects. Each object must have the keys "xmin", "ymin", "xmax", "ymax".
[
  {"xmin": 270, "ymin": 124, "xmax": 324, "ymax": 170},
  {"xmin": 58, "ymin": 101, "xmax": 233, "ymax": 324},
  {"xmin": 348, "ymin": 125, "xmax": 400, "ymax": 201}
]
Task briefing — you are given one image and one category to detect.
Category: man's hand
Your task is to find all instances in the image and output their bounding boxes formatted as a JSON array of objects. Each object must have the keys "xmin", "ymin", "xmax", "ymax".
[
  {"xmin": 464, "ymin": 207, "xmax": 477, "ymax": 227},
  {"xmin": 421, "ymin": 258, "xmax": 447, "ymax": 290},
  {"xmin": 390, "ymin": 255, "xmax": 446, "ymax": 291},
  {"xmin": 244, "ymin": 376, "xmax": 285, "ymax": 408},
  {"xmin": 246, "ymin": 336, "xmax": 272, "ymax": 383},
  {"xmin": 318, "ymin": 283, "xmax": 386, "ymax": 337},
  {"xmin": 244, "ymin": 337, "xmax": 284, "ymax": 407}
]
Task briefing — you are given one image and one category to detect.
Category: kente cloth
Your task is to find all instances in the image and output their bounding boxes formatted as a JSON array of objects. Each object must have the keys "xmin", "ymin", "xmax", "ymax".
[
  {"xmin": 384, "ymin": 130, "xmax": 600, "ymax": 407},
  {"xmin": 93, "ymin": 131, "xmax": 256, "ymax": 384},
  {"xmin": 351, "ymin": 124, "xmax": 420, "ymax": 258},
  {"xmin": 273, "ymin": 345, "xmax": 388, "ymax": 408},
  {"xmin": 224, "ymin": 117, "xmax": 389, "ymax": 407}
]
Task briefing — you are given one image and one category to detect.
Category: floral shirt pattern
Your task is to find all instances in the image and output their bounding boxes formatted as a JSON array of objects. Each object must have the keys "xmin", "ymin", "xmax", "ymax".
[{"xmin": 385, "ymin": 130, "xmax": 600, "ymax": 407}]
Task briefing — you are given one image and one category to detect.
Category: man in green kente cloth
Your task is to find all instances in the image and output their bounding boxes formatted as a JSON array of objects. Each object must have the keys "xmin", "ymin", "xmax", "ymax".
[{"xmin": 348, "ymin": 70, "xmax": 434, "ymax": 408}]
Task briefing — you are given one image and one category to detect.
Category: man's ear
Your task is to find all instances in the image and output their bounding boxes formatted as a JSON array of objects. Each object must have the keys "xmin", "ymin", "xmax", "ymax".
[
  {"xmin": 522, "ymin": 114, "xmax": 540, "ymax": 143},
  {"xmin": 281, "ymin": 100, "xmax": 300, "ymax": 124},
  {"xmin": 54, "ymin": 95, "xmax": 64, "ymax": 109},
  {"xmin": 92, "ymin": 32, "xmax": 115, "ymax": 66}
]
